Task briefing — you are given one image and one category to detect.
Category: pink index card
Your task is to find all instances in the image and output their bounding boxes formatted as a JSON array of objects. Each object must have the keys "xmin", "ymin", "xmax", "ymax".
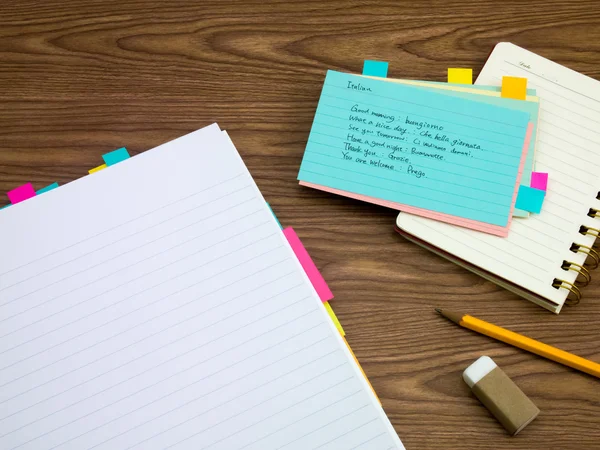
[
  {"xmin": 283, "ymin": 227, "xmax": 334, "ymax": 302},
  {"xmin": 7, "ymin": 183, "xmax": 36, "ymax": 204},
  {"xmin": 530, "ymin": 172, "xmax": 548, "ymax": 192}
]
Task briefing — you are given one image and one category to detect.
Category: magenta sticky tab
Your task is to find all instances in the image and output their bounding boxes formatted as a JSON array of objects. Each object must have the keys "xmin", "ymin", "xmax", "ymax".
[
  {"xmin": 7, "ymin": 183, "xmax": 36, "ymax": 204},
  {"xmin": 530, "ymin": 172, "xmax": 548, "ymax": 192},
  {"xmin": 283, "ymin": 227, "xmax": 334, "ymax": 302}
]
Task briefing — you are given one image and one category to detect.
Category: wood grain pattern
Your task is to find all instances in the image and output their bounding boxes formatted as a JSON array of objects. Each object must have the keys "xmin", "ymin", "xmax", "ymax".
[{"xmin": 1, "ymin": 1, "xmax": 599, "ymax": 448}]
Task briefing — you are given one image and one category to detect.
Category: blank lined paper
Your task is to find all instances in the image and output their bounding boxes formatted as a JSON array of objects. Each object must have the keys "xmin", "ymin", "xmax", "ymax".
[
  {"xmin": 0, "ymin": 124, "xmax": 403, "ymax": 449},
  {"xmin": 397, "ymin": 43, "xmax": 600, "ymax": 312},
  {"xmin": 298, "ymin": 70, "xmax": 531, "ymax": 227}
]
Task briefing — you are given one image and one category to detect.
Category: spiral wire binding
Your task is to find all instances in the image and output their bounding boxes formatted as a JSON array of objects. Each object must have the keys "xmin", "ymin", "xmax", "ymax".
[
  {"xmin": 552, "ymin": 279, "xmax": 582, "ymax": 306},
  {"xmin": 570, "ymin": 244, "xmax": 600, "ymax": 269},
  {"xmin": 558, "ymin": 204, "xmax": 600, "ymax": 305},
  {"xmin": 561, "ymin": 261, "xmax": 591, "ymax": 286}
]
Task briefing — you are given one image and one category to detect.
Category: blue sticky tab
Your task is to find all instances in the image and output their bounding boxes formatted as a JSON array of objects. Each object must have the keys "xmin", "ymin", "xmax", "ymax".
[
  {"xmin": 102, "ymin": 147, "xmax": 130, "ymax": 166},
  {"xmin": 515, "ymin": 185, "xmax": 545, "ymax": 213},
  {"xmin": 36, "ymin": 182, "xmax": 59, "ymax": 195},
  {"xmin": 266, "ymin": 203, "xmax": 283, "ymax": 229},
  {"xmin": 362, "ymin": 60, "xmax": 388, "ymax": 78},
  {"xmin": 0, "ymin": 205, "xmax": 10, "ymax": 210}
]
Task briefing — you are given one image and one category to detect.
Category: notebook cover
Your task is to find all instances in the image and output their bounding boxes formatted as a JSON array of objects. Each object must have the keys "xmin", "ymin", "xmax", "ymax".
[{"xmin": 394, "ymin": 224, "xmax": 561, "ymax": 313}]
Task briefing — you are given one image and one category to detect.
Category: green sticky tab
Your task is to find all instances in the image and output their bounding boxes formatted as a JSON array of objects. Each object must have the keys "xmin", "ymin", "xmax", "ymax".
[
  {"xmin": 515, "ymin": 185, "xmax": 545, "ymax": 213},
  {"xmin": 36, "ymin": 182, "xmax": 59, "ymax": 195},
  {"xmin": 102, "ymin": 147, "xmax": 130, "ymax": 166},
  {"xmin": 362, "ymin": 60, "xmax": 388, "ymax": 78}
]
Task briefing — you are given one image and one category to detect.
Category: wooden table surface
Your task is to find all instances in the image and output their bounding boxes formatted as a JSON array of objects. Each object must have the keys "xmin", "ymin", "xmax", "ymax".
[{"xmin": 1, "ymin": 1, "xmax": 599, "ymax": 448}]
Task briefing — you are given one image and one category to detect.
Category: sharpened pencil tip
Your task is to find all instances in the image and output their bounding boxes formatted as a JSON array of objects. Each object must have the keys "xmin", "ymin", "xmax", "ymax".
[{"xmin": 435, "ymin": 308, "xmax": 442, "ymax": 314}]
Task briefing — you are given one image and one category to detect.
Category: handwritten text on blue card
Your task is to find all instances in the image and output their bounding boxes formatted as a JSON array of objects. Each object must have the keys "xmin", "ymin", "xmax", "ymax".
[{"xmin": 298, "ymin": 71, "xmax": 531, "ymax": 226}]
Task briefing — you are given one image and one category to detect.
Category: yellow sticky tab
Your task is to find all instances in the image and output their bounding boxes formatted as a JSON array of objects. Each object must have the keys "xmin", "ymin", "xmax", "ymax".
[
  {"xmin": 501, "ymin": 76, "xmax": 527, "ymax": 100},
  {"xmin": 324, "ymin": 302, "xmax": 345, "ymax": 336},
  {"xmin": 447, "ymin": 68, "xmax": 472, "ymax": 84},
  {"xmin": 88, "ymin": 164, "xmax": 107, "ymax": 174},
  {"xmin": 343, "ymin": 336, "xmax": 381, "ymax": 405}
]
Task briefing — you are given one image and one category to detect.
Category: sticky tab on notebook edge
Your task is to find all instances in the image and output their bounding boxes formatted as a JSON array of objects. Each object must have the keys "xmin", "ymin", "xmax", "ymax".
[
  {"xmin": 266, "ymin": 203, "xmax": 283, "ymax": 229},
  {"xmin": 447, "ymin": 68, "xmax": 473, "ymax": 84},
  {"xmin": 36, "ymin": 182, "xmax": 59, "ymax": 195},
  {"xmin": 342, "ymin": 336, "xmax": 380, "ymax": 405},
  {"xmin": 515, "ymin": 185, "xmax": 545, "ymax": 213},
  {"xmin": 530, "ymin": 172, "xmax": 548, "ymax": 192},
  {"xmin": 362, "ymin": 60, "xmax": 388, "ymax": 78},
  {"xmin": 283, "ymin": 227, "xmax": 334, "ymax": 302},
  {"xmin": 102, "ymin": 147, "xmax": 130, "ymax": 166},
  {"xmin": 324, "ymin": 302, "xmax": 345, "ymax": 336},
  {"xmin": 7, "ymin": 183, "xmax": 36, "ymax": 204},
  {"xmin": 89, "ymin": 164, "xmax": 107, "ymax": 174},
  {"xmin": 501, "ymin": 76, "xmax": 528, "ymax": 100}
]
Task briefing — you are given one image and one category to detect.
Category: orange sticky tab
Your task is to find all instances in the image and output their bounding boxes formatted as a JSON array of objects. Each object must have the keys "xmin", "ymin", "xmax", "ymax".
[
  {"xmin": 88, "ymin": 164, "xmax": 107, "ymax": 174},
  {"xmin": 501, "ymin": 76, "xmax": 527, "ymax": 100},
  {"xmin": 447, "ymin": 68, "xmax": 472, "ymax": 84},
  {"xmin": 343, "ymin": 336, "xmax": 381, "ymax": 405}
]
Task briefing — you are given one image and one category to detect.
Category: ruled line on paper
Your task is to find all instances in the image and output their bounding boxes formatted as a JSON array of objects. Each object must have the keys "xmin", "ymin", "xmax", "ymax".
[
  {"xmin": 305, "ymin": 151, "xmax": 516, "ymax": 197},
  {"xmin": 0, "ymin": 279, "xmax": 306, "ymax": 422},
  {"xmin": 0, "ymin": 224, "xmax": 278, "ymax": 337},
  {"xmin": 312, "ymin": 417, "xmax": 380, "ymax": 449},
  {"xmin": 503, "ymin": 61, "xmax": 600, "ymax": 108},
  {"xmin": 2, "ymin": 319, "xmax": 328, "ymax": 438},
  {"xmin": 275, "ymin": 405, "xmax": 373, "ymax": 450},
  {"xmin": 0, "ymin": 203, "xmax": 265, "ymax": 311},
  {"xmin": 14, "ymin": 317, "xmax": 332, "ymax": 449},
  {"xmin": 228, "ymin": 399, "xmax": 369, "ymax": 450},
  {"xmin": 0, "ymin": 186, "xmax": 258, "ymax": 296},
  {"xmin": 324, "ymin": 85, "xmax": 528, "ymax": 129},
  {"xmin": 0, "ymin": 251, "xmax": 293, "ymax": 389},
  {"xmin": 300, "ymin": 169, "xmax": 510, "ymax": 219},
  {"xmin": 118, "ymin": 364, "xmax": 353, "ymax": 450},
  {"xmin": 0, "ymin": 173, "xmax": 248, "ymax": 279},
  {"xmin": 349, "ymin": 432, "xmax": 387, "ymax": 450},
  {"xmin": 314, "ymin": 110, "xmax": 523, "ymax": 147},
  {"xmin": 0, "ymin": 271, "xmax": 303, "ymax": 399},
  {"xmin": 308, "ymin": 140, "xmax": 520, "ymax": 175}
]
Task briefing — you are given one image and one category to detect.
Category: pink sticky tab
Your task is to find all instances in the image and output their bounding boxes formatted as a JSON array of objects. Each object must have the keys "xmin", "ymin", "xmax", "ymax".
[
  {"xmin": 7, "ymin": 183, "xmax": 36, "ymax": 204},
  {"xmin": 531, "ymin": 172, "xmax": 548, "ymax": 192},
  {"xmin": 283, "ymin": 227, "xmax": 334, "ymax": 302}
]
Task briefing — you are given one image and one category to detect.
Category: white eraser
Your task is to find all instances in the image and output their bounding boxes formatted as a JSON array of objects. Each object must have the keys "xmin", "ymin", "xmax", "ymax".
[{"xmin": 463, "ymin": 356, "xmax": 497, "ymax": 388}]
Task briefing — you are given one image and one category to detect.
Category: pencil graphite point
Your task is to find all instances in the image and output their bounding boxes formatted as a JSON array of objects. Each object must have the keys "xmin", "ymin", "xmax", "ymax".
[{"xmin": 435, "ymin": 308, "xmax": 442, "ymax": 314}]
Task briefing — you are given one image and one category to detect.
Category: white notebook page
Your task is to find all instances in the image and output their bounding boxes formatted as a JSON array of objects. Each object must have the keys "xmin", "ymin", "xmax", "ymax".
[
  {"xmin": 0, "ymin": 124, "xmax": 403, "ymax": 450},
  {"xmin": 397, "ymin": 43, "xmax": 600, "ymax": 312}
]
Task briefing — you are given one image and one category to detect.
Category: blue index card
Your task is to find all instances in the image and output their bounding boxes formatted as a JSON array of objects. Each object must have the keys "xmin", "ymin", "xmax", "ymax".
[
  {"xmin": 102, "ymin": 147, "xmax": 130, "ymax": 166},
  {"xmin": 362, "ymin": 60, "xmax": 388, "ymax": 78},
  {"xmin": 515, "ymin": 185, "xmax": 545, "ymax": 213},
  {"xmin": 400, "ymin": 80, "xmax": 540, "ymax": 218},
  {"xmin": 36, "ymin": 182, "xmax": 59, "ymax": 195},
  {"xmin": 298, "ymin": 70, "xmax": 531, "ymax": 227}
]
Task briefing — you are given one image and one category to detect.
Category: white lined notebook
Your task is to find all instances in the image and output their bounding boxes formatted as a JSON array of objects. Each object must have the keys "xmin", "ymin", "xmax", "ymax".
[
  {"xmin": 0, "ymin": 124, "xmax": 404, "ymax": 449},
  {"xmin": 396, "ymin": 43, "xmax": 600, "ymax": 313}
]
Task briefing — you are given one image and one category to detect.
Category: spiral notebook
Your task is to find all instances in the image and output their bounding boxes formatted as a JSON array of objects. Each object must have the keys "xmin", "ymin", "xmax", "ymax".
[
  {"xmin": 396, "ymin": 43, "xmax": 600, "ymax": 313},
  {"xmin": 0, "ymin": 124, "xmax": 404, "ymax": 449}
]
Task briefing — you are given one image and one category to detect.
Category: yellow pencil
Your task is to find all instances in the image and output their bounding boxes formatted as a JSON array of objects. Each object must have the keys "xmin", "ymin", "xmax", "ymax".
[{"xmin": 436, "ymin": 308, "xmax": 600, "ymax": 379}]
